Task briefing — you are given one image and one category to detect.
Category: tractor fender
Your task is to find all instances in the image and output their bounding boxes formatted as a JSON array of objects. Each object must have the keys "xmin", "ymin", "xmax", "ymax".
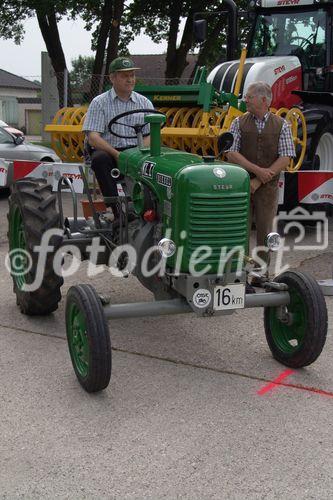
[{"xmin": 131, "ymin": 221, "xmax": 176, "ymax": 300}]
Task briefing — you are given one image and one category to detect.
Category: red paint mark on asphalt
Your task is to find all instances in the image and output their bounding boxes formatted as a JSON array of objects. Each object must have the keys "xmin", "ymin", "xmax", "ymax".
[
  {"xmin": 257, "ymin": 369, "xmax": 294, "ymax": 395},
  {"xmin": 258, "ymin": 369, "xmax": 333, "ymax": 398},
  {"xmin": 276, "ymin": 382, "xmax": 333, "ymax": 398}
]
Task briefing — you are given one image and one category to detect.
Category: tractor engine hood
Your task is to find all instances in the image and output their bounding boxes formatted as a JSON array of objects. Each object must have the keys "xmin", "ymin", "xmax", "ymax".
[
  {"xmin": 118, "ymin": 145, "xmax": 251, "ymax": 274},
  {"xmin": 170, "ymin": 160, "xmax": 251, "ymax": 274}
]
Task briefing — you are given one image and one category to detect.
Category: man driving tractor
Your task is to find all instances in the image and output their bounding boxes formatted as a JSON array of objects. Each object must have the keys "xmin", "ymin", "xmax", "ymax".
[{"xmin": 83, "ymin": 56, "xmax": 154, "ymax": 217}]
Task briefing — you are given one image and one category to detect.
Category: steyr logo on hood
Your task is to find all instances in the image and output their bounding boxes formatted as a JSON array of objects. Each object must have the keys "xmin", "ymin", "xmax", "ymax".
[
  {"xmin": 213, "ymin": 167, "xmax": 226, "ymax": 178},
  {"xmin": 213, "ymin": 184, "xmax": 233, "ymax": 191}
]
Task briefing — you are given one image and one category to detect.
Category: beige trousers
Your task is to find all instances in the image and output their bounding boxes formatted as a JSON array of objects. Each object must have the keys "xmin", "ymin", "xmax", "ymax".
[{"xmin": 250, "ymin": 178, "xmax": 279, "ymax": 264}]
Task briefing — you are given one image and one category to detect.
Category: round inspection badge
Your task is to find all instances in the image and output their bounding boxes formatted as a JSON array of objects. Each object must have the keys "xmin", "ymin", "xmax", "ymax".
[
  {"xmin": 193, "ymin": 288, "xmax": 211, "ymax": 308},
  {"xmin": 213, "ymin": 167, "xmax": 226, "ymax": 179}
]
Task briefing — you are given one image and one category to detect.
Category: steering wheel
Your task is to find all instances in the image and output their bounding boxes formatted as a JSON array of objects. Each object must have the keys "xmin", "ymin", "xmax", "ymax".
[
  {"xmin": 289, "ymin": 36, "xmax": 314, "ymax": 69},
  {"xmin": 108, "ymin": 109, "xmax": 166, "ymax": 139},
  {"xmin": 289, "ymin": 36, "xmax": 312, "ymax": 50}
]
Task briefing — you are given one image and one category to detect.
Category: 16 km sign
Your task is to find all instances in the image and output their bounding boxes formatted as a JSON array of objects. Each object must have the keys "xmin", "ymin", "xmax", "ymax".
[{"xmin": 213, "ymin": 284, "xmax": 245, "ymax": 311}]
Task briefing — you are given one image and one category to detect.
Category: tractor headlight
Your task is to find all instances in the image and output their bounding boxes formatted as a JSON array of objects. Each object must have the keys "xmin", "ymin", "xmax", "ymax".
[
  {"xmin": 265, "ymin": 232, "xmax": 281, "ymax": 252},
  {"xmin": 158, "ymin": 238, "xmax": 176, "ymax": 258}
]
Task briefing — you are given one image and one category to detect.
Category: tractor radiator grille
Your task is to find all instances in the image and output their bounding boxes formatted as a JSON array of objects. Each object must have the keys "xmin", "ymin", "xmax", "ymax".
[{"xmin": 186, "ymin": 192, "xmax": 249, "ymax": 269}]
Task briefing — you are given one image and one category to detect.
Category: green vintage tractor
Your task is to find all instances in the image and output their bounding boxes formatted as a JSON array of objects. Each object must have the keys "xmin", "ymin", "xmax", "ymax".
[{"xmin": 7, "ymin": 111, "xmax": 327, "ymax": 392}]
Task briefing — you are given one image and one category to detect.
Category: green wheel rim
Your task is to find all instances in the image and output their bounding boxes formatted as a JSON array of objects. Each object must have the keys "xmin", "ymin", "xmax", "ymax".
[
  {"xmin": 67, "ymin": 303, "xmax": 90, "ymax": 378},
  {"xmin": 9, "ymin": 206, "xmax": 28, "ymax": 290},
  {"xmin": 269, "ymin": 287, "xmax": 307, "ymax": 354}
]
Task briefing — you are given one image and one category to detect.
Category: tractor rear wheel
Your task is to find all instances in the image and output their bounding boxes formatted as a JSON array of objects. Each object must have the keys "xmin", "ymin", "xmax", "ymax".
[
  {"xmin": 66, "ymin": 284, "xmax": 111, "ymax": 392},
  {"xmin": 7, "ymin": 178, "xmax": 63, "ymax": 315},
  {"xmin": 312, "ymin": 124, "xmax": 333, "ymax": 171},
  {"xmin": 264, "ymin": 270, "xmax": 327, "ymax": 368}
]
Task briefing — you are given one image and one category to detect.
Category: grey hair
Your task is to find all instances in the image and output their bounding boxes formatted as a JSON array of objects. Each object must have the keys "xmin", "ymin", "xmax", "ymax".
[{"xmin": 247, "ymin": 82, "xmax": 273, "ymax": 106}]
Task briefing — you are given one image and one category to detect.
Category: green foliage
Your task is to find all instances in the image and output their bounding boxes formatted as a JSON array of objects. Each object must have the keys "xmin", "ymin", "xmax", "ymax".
[
  {"xmin": 125, "ymin": 0, "xmax": 194, "ymax": 44},
  {"xmin": 70, "ymin": 55, "xmax": 94, "ymax": 87},
  {"xmin": 197, "ymin": 0, "xmax": 252, "ymax": 71},
  {"xmin": 0, "ymin": 0, "xmax": 254, "ymax": 92},
  {"xmin": 0, "ymin": 1, "xmax": 30, "ymax": 43},
  {"xmin": 123, "ymin": 0, "xmax": 253, "ymax": 79},
  {"xmin": 0, "ymin": 0, "xmax": 78, "ymax": 43}
]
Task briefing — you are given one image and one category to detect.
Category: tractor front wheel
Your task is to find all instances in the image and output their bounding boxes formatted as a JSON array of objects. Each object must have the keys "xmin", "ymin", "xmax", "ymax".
[
  {"xmin": 264, "ymin": 270, "xmax": 327, "ymax": 368},
  {"xmin": 66, "ymin": 284, "xmax": 111, "ymax": 392}
]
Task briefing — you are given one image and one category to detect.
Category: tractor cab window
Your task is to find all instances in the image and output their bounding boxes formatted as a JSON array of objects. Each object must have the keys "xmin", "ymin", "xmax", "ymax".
[{"xmin": 249, "ymin": 9, "xmax": 327, "ymax": 91}]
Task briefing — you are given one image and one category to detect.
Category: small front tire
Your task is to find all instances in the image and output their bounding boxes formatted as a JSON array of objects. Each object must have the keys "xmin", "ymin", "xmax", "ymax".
[
  {"xmin": 264, "ymin": 270, "xmax": 327, "ymax": 368},
  {"xmin": 66, "ymin": 284, "xmax": 111, "ymax": 392}
]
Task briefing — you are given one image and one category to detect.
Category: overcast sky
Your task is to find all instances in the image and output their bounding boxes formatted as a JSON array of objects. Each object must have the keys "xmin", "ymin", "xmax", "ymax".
[{"xmin": 0, "ymin": 16, "xmax": 169, "ymax": 80}]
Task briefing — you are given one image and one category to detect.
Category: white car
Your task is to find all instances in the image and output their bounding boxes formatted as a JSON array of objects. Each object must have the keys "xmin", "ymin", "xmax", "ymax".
[
  {"xmin": 0, "ymin": 126, "xmax": 60, "ymax": 162},
  {"xmin": 0, "ymin": 120, "xmax": 24, "ymax": 138}
]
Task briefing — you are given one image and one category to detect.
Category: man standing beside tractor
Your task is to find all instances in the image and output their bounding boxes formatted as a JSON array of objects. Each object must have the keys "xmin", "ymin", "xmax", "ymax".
[
  {"xmin": 226, "ymin": 81, "xmax": 295, "ymax": 273},
  {"xmin": 83, "ymin": 56, "xmax": 154, "ymax": 217}
]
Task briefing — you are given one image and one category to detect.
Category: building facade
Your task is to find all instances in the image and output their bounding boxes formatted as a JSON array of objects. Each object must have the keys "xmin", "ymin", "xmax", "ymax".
[{"xmin": 0, "ymin": 69, "xmax": 41, "ymax": 134}]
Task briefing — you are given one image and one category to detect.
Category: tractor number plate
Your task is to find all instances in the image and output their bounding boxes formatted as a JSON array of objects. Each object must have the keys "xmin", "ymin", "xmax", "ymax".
[{"xmin": 213, "ymin": 284, "xmax": 245, "ymax": 311}]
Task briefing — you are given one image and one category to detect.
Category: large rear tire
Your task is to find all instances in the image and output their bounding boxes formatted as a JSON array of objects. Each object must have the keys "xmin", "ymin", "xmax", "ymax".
[
  {"xmin": 264, "ymin": 270, "xmax": 327, "ymax": 368},
  {"xmin": 66, "ymin": 284, "xmax": 111, "ymax": 393},
  {"xmin": 312, "ymin": 124, "xmax": 333, "ymax": 171},
  {"xmin": 7, "ymin": 178, "xmax": 63, "ymax": 315}
]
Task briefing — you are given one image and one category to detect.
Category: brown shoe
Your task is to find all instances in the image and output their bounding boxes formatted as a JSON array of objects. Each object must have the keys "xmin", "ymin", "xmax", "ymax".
[
  {"xmin": 246, "ymin": 282, "xmax": 256, "ymax": 294},
  {"xmin": 251, "ymin": 276, "xmax": 265, "ymax": 287}
]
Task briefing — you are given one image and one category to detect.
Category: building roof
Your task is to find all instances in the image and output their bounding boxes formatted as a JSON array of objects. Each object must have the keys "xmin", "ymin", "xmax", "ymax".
[
  {"xmin": 0, "ymin": 69, "xmax": 41, "ymax": 90},
  {"xmin": 130, "ymin": 54, "xmax": 198, "ymax": 84}
]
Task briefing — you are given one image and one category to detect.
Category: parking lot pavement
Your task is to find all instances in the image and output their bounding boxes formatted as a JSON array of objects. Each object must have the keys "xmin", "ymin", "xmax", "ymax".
[
  {"xmin": 0, "ymin": 191, "xmax": 333, "ymax": 498},
  {"xmin": 1, "ymin": 323, "xmax": 333, "ymax": 499}
]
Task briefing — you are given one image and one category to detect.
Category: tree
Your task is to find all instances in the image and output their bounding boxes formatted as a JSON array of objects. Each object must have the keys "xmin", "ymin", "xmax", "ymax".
[
  {"xmin": 190, "ymin": 0, "xmax": 251, "ymax": 79},
  {"xmin": 70, "ymin": 55, "xmax": 95, "ymax": 88},
  {"xmin": 0, "ymin": 0, "xmax": 129, "ymax": 105},
  {"xmin": 164, "ymin": 1, "xmax": 195, "ymax": 81},
  {"xmin": 125, "ymin": 0, "xmax": 221, "ymax": 83},
  {"xmin": 34, "ymin": 1, "xmax": 73, "ymax": 106},
  {"xmin": 0, "ymin": 1, "xmax": 26, "ymax": 43},
  {"xmin": 0, "ymin": 0, "xmax": 73, "ymax": 107},
  {"xmin": 125, "ymin": 0, "xmax": 252, "ymax": 83},
  {"xmin": 75, "ymin": 0, "xmax": 126, "ymax": 100},
  {"xmin": 105, "ymin": 0, "xmax": 125, "ymax": 76}
]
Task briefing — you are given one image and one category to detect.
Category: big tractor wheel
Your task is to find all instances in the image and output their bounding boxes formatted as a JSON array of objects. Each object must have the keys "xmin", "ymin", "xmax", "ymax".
[
  {"xmin": 264, "ymin": 271, "xmax": 327, "ymax": 368},
  {"xmin": 7, "ymin": 178, "xmax": 64, "ymax": 315},
  {"xmin": 66, "ymin": 284, "xmax": 111, "ymax": 393},
  {"xmin": 312, "ymin": 123, "xmax": 333, "ymax": 171}
]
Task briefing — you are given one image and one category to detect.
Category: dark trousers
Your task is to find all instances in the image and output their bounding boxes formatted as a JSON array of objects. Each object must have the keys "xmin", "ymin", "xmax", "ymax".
[{"xmin": 90, "ymin": 150, "xmax": 121, "ymax": 199}]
